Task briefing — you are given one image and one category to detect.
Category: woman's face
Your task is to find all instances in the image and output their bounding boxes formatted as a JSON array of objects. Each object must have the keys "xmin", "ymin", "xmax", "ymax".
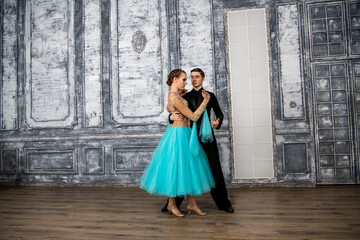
[{"xmin": 174, "ymin": 72, "xmax": 187, "ymax": 90}]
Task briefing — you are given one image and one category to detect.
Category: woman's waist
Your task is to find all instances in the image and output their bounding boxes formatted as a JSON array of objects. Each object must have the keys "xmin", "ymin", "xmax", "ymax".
[{"xmin": 171, "ymin": 120, "xmax": 189, "ymax": 128}]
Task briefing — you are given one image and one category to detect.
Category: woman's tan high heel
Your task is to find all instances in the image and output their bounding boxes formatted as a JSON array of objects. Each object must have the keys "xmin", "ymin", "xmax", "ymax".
[
  {"xmin": 187, "ymin": 205, "xmax": 207, "ymax": 216},
  {"xmin": 167, "ymin": 206, "xmax": 184, "ymax": 217}
]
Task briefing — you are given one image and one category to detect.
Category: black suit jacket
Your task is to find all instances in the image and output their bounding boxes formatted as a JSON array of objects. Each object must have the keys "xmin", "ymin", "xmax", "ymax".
[{"xmin": 179, "ymin": 88, "xmax": 224, "ymax": 136}]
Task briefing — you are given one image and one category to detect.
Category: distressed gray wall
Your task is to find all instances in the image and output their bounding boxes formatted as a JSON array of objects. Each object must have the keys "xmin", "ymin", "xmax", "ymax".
[
  {"xmin": 0, "ymin": 0, "xmax": 359, "ymax": 185},
  {"xmin": 224, "ymin": 0, "xmax": 359, "ymax": 185}
]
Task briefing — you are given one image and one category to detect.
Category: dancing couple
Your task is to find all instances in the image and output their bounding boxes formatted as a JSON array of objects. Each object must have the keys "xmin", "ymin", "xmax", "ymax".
[{"xmin": 139, "ymin": 68, "xmax": 233, "ymax": 217}]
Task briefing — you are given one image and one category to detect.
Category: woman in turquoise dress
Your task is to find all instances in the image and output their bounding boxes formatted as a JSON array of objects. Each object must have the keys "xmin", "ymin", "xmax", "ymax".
[{"xmin": 139, "ymin": 69, "xmax": 215, "ymax": 217}]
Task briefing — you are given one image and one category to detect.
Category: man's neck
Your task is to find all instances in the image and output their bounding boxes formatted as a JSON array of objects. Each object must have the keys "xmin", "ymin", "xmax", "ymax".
[{"xmin": 193, "ymin": 86, "xmax": 203, "ymax": 91}]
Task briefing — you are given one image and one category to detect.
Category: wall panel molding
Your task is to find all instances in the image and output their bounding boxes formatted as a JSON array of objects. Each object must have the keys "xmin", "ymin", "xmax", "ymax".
[
  {"xmin": 312, "ymin": 61, "xmax": 355, "ymax": 183},
  {"xmin": 84, "ymin": 147, "xmax": 104, "ymax": 174},
  {"xmin": 348, "ymin": 1, "xmax": 360, "ymax": 56},
  {"xmin": 351, "ymin": 61, "xmax": 360, "ymax": 182},
  {"xmin": 283, "ymin": 143, "xmax": 308, "ymax": 173},
  {"xmin": 277, "ymin": 3, "xmax": 306, "ymax": 120},
  {"xmin": 25, "ymin": 148, "xmax": 77, "ymax": 174},
  {"xmin": 275, "ymin": 134, "xmax": 314, "ymax": 182},
  {"xmin": 178, "ymin": 0, "xmax": 215, "ymax": 93},
  {"xmin": 110, "ymin": 0, "xmax": 169, "ymax": 125},
  {"xmin": 0, "ymin": 149, "xmax": 18, "ymax": 173},
  {"xmin": 24, "ymin": 0, "xmax": 76, "ymax": 128},
  {"xmin": 83, "ymin": 0, "xmax": 103, "ymax": 127},
  {"xmin": 307, "ymin": 1, "xmax": 347, "ymax": 59},
  {"xmin": 1, "ymin": 0, "xmax": 18, "ymax": 130},
  {"xmin": 112, "ymin": 146, "xmax": 155, "ymax": 173}
]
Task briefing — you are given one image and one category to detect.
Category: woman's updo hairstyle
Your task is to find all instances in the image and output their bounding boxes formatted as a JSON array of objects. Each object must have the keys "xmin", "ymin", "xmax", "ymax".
[{"xmin": 166, "ymin": 69, "xmax": 186, "ymax": 86}]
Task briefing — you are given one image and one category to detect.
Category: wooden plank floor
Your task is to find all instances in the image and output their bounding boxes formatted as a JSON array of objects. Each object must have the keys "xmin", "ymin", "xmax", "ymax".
[{"xmin": 0, "ymin": 186, "xmax": 359, "ymax": 240}]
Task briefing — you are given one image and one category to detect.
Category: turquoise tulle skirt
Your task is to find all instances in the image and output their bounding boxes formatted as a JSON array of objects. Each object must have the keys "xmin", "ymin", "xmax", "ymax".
[{"xmin": 139, "ymin": 126, "xmax": 215, "ymax": 197}]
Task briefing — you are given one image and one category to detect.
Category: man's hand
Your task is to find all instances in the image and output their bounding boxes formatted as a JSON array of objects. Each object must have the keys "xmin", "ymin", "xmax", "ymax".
[
  {"xmin": 179, "ymin": 89, "xmax": 188, "ymax": 96},
  {"xmin": 170, "ymin": 112, "xmax": 185, "ymax": 121},
  {"xmin": 211, "ymin": 118, "xmax": 220, "ymax": 128}
]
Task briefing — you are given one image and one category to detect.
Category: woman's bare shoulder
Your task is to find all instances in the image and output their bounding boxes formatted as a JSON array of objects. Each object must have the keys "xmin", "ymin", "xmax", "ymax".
[{"xmin": 168, "ymin": 92, "xmax": 180, "ymax": 101}]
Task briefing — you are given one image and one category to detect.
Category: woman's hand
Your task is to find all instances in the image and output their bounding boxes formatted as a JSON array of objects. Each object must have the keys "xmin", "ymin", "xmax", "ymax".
[{"xmin": 202, "ymin": 90, "xmax": 210, "ymax": 101}]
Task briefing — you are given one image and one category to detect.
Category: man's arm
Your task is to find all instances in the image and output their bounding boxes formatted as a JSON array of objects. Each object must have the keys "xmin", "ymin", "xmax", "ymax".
[
  {"xmin": 210, "ymin": 92, "xmax": 224, "ymax": 130},
  {"xmin": 169, "ymin": 112, "xmax": 185, "ymax": 123}
]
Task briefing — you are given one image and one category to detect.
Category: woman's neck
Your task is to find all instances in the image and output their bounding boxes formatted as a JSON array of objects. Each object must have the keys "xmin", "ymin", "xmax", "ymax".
[{"xmin": 170, "ymin": 86, "xmax": 179, "ymax": 94}]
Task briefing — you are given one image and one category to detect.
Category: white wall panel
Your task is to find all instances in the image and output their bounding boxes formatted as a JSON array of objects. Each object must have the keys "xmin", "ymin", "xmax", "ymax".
[{"xmin": 227, "ymin": 8, "xmax": 274, "ymax": 179}]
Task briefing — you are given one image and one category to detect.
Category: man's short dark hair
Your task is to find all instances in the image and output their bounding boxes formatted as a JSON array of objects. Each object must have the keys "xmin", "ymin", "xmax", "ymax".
[{"xmin": 191, "ymin": 68, "xmax": 205, "ymax": 78}]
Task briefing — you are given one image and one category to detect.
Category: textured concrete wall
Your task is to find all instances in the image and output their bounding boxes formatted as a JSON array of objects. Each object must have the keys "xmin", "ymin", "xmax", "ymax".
[{"xmin": 0, "ymin": 0, "xmax": 359, "ymax": 185}]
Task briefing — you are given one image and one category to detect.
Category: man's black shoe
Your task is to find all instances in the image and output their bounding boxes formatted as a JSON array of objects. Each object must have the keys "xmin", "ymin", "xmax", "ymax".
[
  {"xmin": 161, "ymin": 205, "xmax": 168, "ymax": 212},
  {"xmin": 220, "ymin": 206, "xmax": 234, "ymax": 213}
]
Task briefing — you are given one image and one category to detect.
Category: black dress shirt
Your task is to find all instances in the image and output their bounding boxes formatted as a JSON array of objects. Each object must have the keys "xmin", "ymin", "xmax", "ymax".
[{"xmin": 182, "ymin": 88, "xmax": 224, "ymax": 131}]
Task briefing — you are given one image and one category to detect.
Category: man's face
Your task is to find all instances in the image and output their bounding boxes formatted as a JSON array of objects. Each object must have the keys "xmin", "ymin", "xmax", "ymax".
[{"xmin": 190, "ymin": 71, "xmax": 204, "ymax": 88}]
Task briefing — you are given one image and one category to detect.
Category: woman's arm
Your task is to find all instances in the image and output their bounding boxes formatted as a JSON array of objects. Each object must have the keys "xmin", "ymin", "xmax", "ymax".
[{"xmin": 172, "ymin": 95, "xmax": 209, "ymax": 122}]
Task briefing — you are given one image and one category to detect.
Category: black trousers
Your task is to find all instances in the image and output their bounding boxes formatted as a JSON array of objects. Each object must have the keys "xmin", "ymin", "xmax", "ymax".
[
  {"xmin": 201, "ymin": 138, "xmax": 232, "ymax": 209},
  {"xmin": 164, "ymin": 138, "xmax": 231, "ymax": 210}
]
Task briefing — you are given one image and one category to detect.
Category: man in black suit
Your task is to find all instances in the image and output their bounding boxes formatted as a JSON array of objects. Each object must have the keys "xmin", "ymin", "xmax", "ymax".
[{"xmin": 161, "ymin": 68, "xmax": 234, "ymax": 213}]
